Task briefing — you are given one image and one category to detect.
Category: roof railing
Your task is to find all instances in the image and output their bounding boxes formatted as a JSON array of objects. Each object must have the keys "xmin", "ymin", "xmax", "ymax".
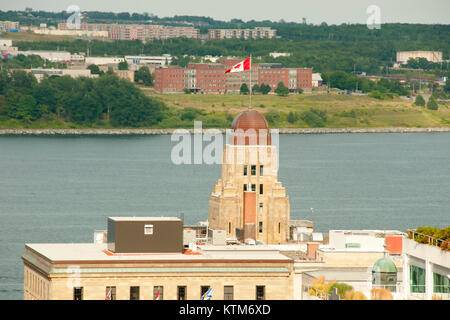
[{"xmin": 406, "ymin": 229, "xmax": 449, "ymax": 251}]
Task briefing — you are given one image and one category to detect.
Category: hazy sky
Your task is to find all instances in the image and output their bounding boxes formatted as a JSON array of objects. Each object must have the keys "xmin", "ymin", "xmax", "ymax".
[{"xmin": 1, "ymin": 0, "xmax": 449, "ymax": 24}]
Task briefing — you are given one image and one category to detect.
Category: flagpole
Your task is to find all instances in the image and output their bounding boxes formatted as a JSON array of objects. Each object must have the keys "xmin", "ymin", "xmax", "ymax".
[{"xmin": 249, "ymin": 54, "xmax": 252, "ymax": 110}]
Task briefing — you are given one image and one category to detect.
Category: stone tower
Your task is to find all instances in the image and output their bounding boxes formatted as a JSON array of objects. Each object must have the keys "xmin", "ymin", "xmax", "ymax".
[{"xmin": 208, "ymin": 109, "xmax": 290, "ymax": 244}]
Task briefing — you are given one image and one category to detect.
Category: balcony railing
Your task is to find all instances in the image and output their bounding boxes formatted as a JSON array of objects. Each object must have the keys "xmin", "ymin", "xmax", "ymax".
[{"xmin": 406, "ymin": 229, "xmax": 449, "ymax": 251}]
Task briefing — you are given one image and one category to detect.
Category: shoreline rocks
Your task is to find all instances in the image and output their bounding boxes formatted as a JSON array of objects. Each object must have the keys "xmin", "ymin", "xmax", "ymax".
[{"xmin": 0, "ymin": 127, "xmax": 449, "ymax": 135}]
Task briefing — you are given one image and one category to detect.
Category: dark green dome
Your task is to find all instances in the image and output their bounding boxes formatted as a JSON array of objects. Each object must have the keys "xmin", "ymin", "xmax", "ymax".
[{"xmin": 372, "ymin": 257, "xmax": 397, "ymax": 273}]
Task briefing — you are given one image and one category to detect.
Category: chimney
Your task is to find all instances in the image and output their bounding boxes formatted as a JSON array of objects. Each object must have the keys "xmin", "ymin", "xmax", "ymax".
[{"xmin": 307, "ymin": 242, "xmax": 320, "ymax": 260}]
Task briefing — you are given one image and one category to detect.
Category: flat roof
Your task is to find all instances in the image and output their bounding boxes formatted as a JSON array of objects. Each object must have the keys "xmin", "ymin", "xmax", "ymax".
[
  {"xmin": 24, "ymin": 243, "xmax": 291, "ymax": 263},
  {"xmin": 108, "ymin": 217, "xmax": 181, "ymax": 222}
]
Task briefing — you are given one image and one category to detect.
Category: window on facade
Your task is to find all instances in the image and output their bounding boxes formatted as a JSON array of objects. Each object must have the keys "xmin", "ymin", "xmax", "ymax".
[
  {"xmin": 259, "ymin": 221, "xmax": 263, "ymax": 233},
  {"xmin": 73, "ymin": 287, "xmax": 83, "ymax": 300},
  {"xmin": 106, "ymin": 286, "xmax": 116, "ymax": 300},
  {"xmin": 251, "ymin": 184, "xmax": 256, "ymax": 192},
  {"xmin": 260, "ymin": 165, "xmax": 264, "ymax": 176},
  {"xmin": 201, "ymin": 286, "xmax": 210, "ymax": 299},
  {"xmin": 256, "ymin": 286, "xmax": 265, "ymax": 300},
  {"xmin": 244, "ymin": 184, "xmax": 248, "ymax": 192},
  {"xmin": 130, "ymin": 286, "xmax": 140, "ymax": 300},
  {"xmin": 259, "ymin": 184, "xmax": 264, "ymax": 195},
  {"xmin": 278, "ymin": 222, "xmax": 281, "ymax": 234},
  {"xmin": 243, "ymin": 165, "xmax": 248, "ymax": 176},
  {"xmin": 410, "ymin": 265, "xmax": 425, "ymax": 293},
  {"xmin": 154, "ymin": 286, "xmax": 164, "ymax": 300},
  {"xmin": 144, "ymin": 224, "xmax": 153, "ymax": 235},
  {"xmin": 224, "ymin": 286, "xmax": 234, "ymax": 300},
  {"xmin": 178, "ymin": 286, "xmax": 187, "ymax": 300},
  {"xmin": 251, "ymin": 165, "xmax": 256, "ymax": 176},
  {"xmin": 228, "ymin": 222, "xmax": 232, "ymax": 234},
  {"xmin": 259, "ymin": 203, "xmax": 263, "ymax": 214},
  {"xmin": 433, "ymin": 272, "xmax": 450, "ymax": 293}
]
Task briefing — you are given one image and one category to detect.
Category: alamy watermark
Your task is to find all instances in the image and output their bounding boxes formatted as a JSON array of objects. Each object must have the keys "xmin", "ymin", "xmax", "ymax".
[
  {"xmin": 66, "ymin": 5, "xmax": 81, "ymax": 30},
  {"xmin": 170, "ymin": 121, "xmax": 280, "ymax": 171},
  {"xmin": 367, "ymin": 5, "xmax": 381, "ymax": 30}
]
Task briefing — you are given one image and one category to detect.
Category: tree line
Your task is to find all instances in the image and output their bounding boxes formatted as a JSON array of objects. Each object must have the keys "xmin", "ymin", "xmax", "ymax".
[{"xmin": 0, "ymin": 69, "xmax": 166, "ymax": 127}]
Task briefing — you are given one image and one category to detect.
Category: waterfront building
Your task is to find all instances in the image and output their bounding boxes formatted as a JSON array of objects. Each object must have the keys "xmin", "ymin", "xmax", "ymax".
[
  {"xmin": 208, "ymin": 109, "xmax": 291, "ymax": 244},
  {"xmin": 22, "ymin": 217, "xmax": 294, "ymax": 300},
  {"xmin": 402, "ymin": 229, "xmax": 450, "ymax": 300}
]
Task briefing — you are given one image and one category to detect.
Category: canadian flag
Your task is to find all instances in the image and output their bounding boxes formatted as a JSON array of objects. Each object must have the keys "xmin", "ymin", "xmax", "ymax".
[{"xmin": 225, "ymin": 57, "xmax": 251, "ymax": 73}]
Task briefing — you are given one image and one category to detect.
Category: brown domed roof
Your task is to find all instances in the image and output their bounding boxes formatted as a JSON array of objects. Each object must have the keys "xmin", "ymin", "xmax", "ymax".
[{"xmin": 231, "ymin": 109, "xmax": 271, "ymax": 145}]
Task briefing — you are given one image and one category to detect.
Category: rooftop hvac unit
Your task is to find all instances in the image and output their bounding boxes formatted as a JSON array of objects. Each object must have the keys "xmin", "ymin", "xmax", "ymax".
[
  {"xmin": 94, "ymin": 230, "xmax": 107, "ymax": 244},
  {"xmin": 183, "ymin": 229, "xmax": 196, "ymax": 247},
  {"xmin": 208, "ymin": 229, "xmax": 226, "ymax": 246}
]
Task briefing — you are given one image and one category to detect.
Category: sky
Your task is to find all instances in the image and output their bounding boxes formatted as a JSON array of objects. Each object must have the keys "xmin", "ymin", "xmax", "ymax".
[{"xmin": 1, "ymin": 0, "xmax": 449, "ymax": 25}]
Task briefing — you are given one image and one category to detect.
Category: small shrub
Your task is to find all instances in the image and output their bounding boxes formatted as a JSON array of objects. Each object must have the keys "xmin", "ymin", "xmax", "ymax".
[
  {"xmin": 414, "ymin": 95, "xmax": 425, "ymax": 106},
  {"xmin": 371, "ymin": 288, "xmax": 393, "ymax": 300},
  {"xmin": 345, "ymin": 291, "xmax": 368, "ymax": 300},
  {"xmin": 328, "ymin": 283, "xmax": 354, "ymax": 299}
]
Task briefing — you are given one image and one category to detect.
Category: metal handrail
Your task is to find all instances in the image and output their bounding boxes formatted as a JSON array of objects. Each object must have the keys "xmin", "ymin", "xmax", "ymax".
[{"xmin": 407, "ymin": 230, "xmax": 448, "ymax": 250}]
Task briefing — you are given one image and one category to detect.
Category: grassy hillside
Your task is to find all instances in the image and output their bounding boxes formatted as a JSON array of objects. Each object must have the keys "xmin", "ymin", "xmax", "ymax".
[{"xmin": 144, "ymin": 91, "xmax": 450, "ymax": 129}]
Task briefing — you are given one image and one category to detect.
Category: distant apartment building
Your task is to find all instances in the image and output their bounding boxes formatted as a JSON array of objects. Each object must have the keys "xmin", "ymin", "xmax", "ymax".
[
  {"xmin": 124, "ymin": 55, "xmax": 172, "ymax": 67},
  {"xmin": 154, "ymin": 59, "xmax": 312, "ymax": 94},
  {"xmin": 29, "ymin": 68, "xmax": 97, "ymax": 82},
  {"xmin": 209, "ymin": 27, "xmax": 276, "ymax": 40},
  {"xmin": 0, "ymin": 21, "xmax": 19, "ymax": 32},
  {"xmin": 18, "ymin": 50, "xmax": 85, "ymax": 63},
  {"xmin": 58, "ymin": 23, "xmax": 199, "ymax": 41},
  {"xmin": 269, "ymin": 52, "xmax": 291, "ymax": 58},
  {"xmin": 397, "ymin": 51, "xmax": 443, "ymax": 64}
]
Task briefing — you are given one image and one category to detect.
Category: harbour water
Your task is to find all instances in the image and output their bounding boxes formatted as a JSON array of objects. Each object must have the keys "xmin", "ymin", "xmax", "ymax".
[{"xmin": 0, "ymin": 133, "xmax": 449, "ymax": 299}]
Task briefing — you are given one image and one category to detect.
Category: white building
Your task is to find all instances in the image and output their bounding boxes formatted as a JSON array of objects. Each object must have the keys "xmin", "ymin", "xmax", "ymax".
[
  {"xmin": 402, "ymin": 231, "xmax": 449, "ymax": 300},
  {"xmin": 124, "ymin": 55, "xmax": 172, "ymax": 67},
  {"xmin": 269, "ymin": 52, "xmax": 291, "ymax": 58},
  {"xmin": 312, "ymin": 73, "xmax": 323, "ymax": 87},
  {"xmin": 85, "ymin": 57, "xmax": 125, "ymax": 65},
  {"xmin": 30, "ymin": 68, "xmax": 97, "ymax": 82},
  {"xmin": 397, "ymin": 51, "xmax": 443, "ymax": 64}
]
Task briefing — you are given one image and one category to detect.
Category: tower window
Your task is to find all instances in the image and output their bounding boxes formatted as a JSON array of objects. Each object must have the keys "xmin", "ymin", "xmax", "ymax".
[
  {"xmin": 251, "ymin": 165, "xmax": 256, "ymax": 176},
  {"xmin": 259, "ymin": 221, "xmax": 263, "ymax": 233},
  {"xmin": 244, "ymin": 184, "xmax": 247, "ymax": 192},
  {"xmin": 259, "ymin": 184, "xmax": 264, "ymax": 195},
  {"xmin": 278, "ymin": 222, "xmax": 281, "ymax": 234},
  {"xmin": 260, "ymin": 165, "xmax": 264, "ymax": 176},
  {"xmin": 243, "ymin": 165, "xmax": 248, "ymax": 176},
  {"xmin": 251, "ymin": 184, "xmax": 256, "ymax": 192},
  {"xmin": 228, "ymin": 222, "xmax": 231, "ymax": 234},
  {"xmin": 259, "ymin": 203, "xmax": 263, "ymax": 214}
]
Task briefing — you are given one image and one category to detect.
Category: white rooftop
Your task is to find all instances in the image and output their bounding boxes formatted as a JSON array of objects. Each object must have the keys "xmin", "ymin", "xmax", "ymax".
[
  {"xmin": 25, "ymin": 243, "xmax": 291, "ymax": 263},
  {"xmin": 108, "ymin": 217, "xmax": 181, "ymax": 222}
]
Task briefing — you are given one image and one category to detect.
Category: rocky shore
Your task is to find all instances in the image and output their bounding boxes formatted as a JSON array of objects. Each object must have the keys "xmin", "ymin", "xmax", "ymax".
[{"xmin": 0, "ymin": 127, "xmax": 449, "ymax": 135}]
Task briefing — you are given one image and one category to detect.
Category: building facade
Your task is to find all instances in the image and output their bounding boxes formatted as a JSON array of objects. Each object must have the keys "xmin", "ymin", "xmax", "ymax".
[
  {"xmin": 58, "ymin": 23, "xmax": 199, "ymax": 41},
  {"xmin": 209, "ymin": 27, "xmax": 276, "ymax": 40},
  {"xmin": 154, "ymin": 59, "xmax": 312, "ymax": 94},
  {"xmin": 208, "ymin": 110, "xmax": 291, "ymax": 244},
  {"xmin": 22, "ymin": 227, "xmax": 294, "ymax": 300},
  {"xmin": 396, "ymin": 51, "xmax": 443, "ymax": 64},
  {"xmin": 0, "ymin": 21, "xmax": 19, "ymax": 32}
]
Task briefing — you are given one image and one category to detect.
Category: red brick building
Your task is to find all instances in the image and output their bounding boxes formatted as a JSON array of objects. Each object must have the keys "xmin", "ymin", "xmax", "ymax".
[{"xmin": 154, "ymin": 59, "xmax": 313, "ymax": 94}]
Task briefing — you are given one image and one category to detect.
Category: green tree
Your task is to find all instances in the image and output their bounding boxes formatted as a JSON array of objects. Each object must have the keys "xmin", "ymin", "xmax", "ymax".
[
  {"xmin": 426, "ymin": 97, "xmax": 438, "ymax": 110},
  {"xmin": 275, "ymin": 82, "xmax": 289, "ymax": 96},
  {"xmin": 287, "ymin": 111, "xmax": 298, "ymax": 124},
  {"xmin": 118, "ymin": 61, "xmax": 129, "ymax": 70},
  {"xmin": 414, "ymin": 95, "xmax": 425, "ymax": 107},
  {"xmin": 259, "ymin": 84, "xmax": 271, "ymax": 95},
  {"xmin": 134, "ymin": 66, "xmax": 153, "ymax": 86},
  {"xmin": 444, "ymin": 78, "xmax": 450, "ymax": 94},
  {"xmin": 240, "ymin": 83, "xmax": 249, "ymax": 95},
  {"xmin": 252, "ymin": 84, "xmax": 260, "ymax": 94},
  {"xmin": 87, "ymin": 64, "xmax": 104, "ymax": 75}
]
